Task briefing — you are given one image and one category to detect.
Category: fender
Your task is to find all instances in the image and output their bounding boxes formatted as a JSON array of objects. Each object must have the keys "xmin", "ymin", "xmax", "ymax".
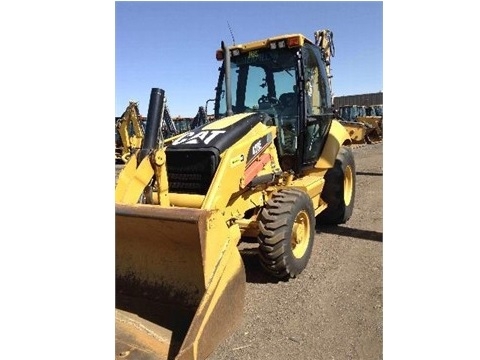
[{"xmin": 315, "ymin": 120, "xmax": 352, "ymax": 169}]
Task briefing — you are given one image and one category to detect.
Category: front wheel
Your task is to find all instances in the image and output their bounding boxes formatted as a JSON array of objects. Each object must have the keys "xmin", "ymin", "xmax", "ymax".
[
  {"xmin": 316, "ymin": 145, "xmax": 356, "ymax": 225},
  {"xmin": 257, "ymin": 189, "xmax": 315, "ymax": 280}
]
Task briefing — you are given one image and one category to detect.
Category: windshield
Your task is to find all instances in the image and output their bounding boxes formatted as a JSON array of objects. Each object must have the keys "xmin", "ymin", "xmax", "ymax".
[{"xmin": 217, "ymin": 47, "xmax": 298, "ymax": 119}]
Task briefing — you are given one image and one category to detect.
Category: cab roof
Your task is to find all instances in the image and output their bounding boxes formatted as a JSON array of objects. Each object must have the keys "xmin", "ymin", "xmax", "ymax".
[{"xmin": 226, "ymin": 33, "xmax": 314, "ymax": 52}]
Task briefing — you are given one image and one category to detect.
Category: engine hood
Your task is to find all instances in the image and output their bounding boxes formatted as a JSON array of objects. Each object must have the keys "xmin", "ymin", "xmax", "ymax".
[{"xmin": 168, "ymin": 113, "xmax": 264, "ymax": 153}]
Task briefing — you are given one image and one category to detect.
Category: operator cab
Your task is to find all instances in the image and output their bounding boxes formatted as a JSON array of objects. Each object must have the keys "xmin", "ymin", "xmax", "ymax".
[{"xmin": 214, "ymin": 35, "xmax": 334, "ymax": 174}]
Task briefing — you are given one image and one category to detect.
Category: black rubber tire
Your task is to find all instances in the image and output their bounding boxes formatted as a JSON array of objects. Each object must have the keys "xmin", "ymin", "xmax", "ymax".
[
  {"xmin": 257, "ymin": 189, "xmax": 315, "ymax": 280},
  {"xmin": 316, "ymin": 145, "xmax": 356, "ymax": 225}
]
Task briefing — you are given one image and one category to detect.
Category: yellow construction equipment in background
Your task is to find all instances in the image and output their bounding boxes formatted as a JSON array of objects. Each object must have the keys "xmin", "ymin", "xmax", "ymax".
[
  {"xmin": 115, "ymin": 101, "xmax": 145, "ymax": 164},
  {"xmin": 115, "ymin": 100, "xmax": 187, "ymax": 164},
  {"xmin": 335, "ymin": 104, "xmax": 383, "ymax": 144},
  {"xmin": 358, "ymin": 105, "xmax": 383, "ymax": 143},
  {"xmin": 115, "ymin": 29, "xmax": 356, "ymax": 360}
]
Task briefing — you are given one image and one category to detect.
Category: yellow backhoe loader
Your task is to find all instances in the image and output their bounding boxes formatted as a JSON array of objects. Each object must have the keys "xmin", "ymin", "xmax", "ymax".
[
  {"xmin": 115, "ymin": 29, "xmax": 356, "ymax": 360},
  {"xmin": 115, "ymin": 101, "xmax": 145, "ymax": 164}
]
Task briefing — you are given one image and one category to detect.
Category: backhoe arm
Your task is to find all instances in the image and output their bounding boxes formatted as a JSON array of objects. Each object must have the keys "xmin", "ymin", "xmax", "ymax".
[{"xmin": 117, "ymin": 101, "xmax": 145, "ymax": 162}]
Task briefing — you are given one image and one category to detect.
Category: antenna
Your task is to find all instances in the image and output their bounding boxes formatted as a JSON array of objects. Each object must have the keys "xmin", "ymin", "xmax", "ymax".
[{"xmin": 227, "ymin": 21, "xmax": 236, "ymax": 45}]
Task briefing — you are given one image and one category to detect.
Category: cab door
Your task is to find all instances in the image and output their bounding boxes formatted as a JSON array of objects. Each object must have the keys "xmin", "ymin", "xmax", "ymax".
[{"xmin": 300, "ymin": 43, "xmax": 333, "ymax": 167}]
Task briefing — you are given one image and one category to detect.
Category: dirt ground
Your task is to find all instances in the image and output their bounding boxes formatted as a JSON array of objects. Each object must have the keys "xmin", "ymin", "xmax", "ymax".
[{"xmin": 208, "ymin": 142, "xmax": 383, "ymax": 360}]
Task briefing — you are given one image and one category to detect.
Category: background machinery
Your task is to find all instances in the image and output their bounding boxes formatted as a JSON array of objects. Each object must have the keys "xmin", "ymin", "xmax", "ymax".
[
  {"xmin": 115, "ymin": 100, "xmax": 182, "ymax": 164},
  {"xmin": 115, "ymin": 101, "xmax": 145, "ymax": 164},
  {"xmin": 116, "ymin": 103, "xmax": 215, "ymax": 165},
  {"xmin": 335, "ymin": 104, "xmax": 383, "ymax": 144},
  {"xmin": 115, "ymin": 28, "xmax": 356, "ymax": 360},
  {"xmin": 361, "ymin": 104, "xmax": 383, "ymax": 142}
]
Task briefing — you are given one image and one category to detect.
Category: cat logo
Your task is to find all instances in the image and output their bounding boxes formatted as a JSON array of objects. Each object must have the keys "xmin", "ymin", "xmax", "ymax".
[{"xmin": 172, "ymin": 130, "xmax": 226, "ymax": 146}]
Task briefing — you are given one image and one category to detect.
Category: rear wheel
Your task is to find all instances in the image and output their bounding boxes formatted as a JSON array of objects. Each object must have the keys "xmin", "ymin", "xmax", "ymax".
[
  {"xmin": 257, "ymin": 189, "xmax": 315, "ymax": 280},
  {"xmin": 317, "ymin": 145, "xmax": 356, "ymax": 224}
]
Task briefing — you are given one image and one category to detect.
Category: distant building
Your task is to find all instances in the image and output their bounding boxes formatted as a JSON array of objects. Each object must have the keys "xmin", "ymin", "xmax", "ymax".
[{"xmin": 333, "ymin": 92, "xmax": 383, "ymax": 108}]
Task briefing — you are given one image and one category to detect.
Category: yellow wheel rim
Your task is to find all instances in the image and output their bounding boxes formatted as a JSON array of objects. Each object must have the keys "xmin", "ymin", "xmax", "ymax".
[
  {"xmin": 344, "ymin": 165, "xmax": 353, "ymax": 206},
  {"xmin": 291, "ymin": 210, "xmax": 310, "ymax": 259}
]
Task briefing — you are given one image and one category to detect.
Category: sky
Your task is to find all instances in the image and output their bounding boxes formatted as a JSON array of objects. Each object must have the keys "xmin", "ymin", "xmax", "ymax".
[{"xmin": 115, "ymin": 1, "xmax": 383, "ymax": 117}]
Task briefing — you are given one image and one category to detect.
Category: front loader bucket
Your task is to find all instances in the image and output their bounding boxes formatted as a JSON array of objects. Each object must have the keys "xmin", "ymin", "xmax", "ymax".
[{"xmin": 115, "ymin": 204, "xmax": 246, "ymax": 360}]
